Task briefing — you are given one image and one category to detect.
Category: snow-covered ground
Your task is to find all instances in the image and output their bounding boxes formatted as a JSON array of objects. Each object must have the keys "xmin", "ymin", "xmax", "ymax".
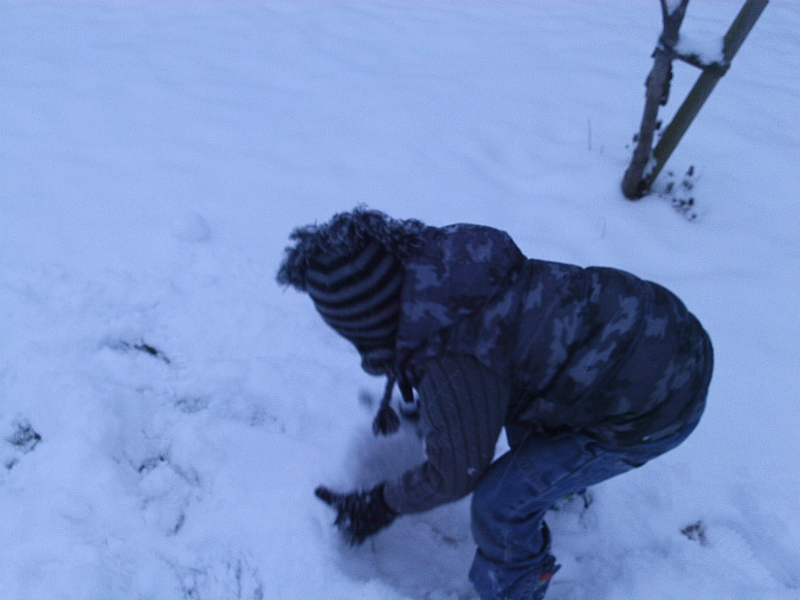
[{"xmin": 2, "ymin": 1, "xmax": 799, "ymax": 599}]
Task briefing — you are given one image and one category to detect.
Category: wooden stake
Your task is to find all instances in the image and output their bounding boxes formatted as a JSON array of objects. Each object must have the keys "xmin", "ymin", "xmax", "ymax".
[
  {"xmin": 621, "ymin": 0, "xmax": 690, "ymax": 199},
  {"xmin": 644, "ymin": 0, "xmax": 769, "ymax": 190}
]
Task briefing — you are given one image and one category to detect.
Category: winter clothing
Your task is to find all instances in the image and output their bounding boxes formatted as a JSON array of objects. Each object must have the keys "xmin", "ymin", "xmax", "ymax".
[
  {"xmin": 384, "ymin": 354, "xmax": 508, "ymax": 513},
  {"xmin": 315, "ymin": 484, "xmax": 397, "ymax": 546},
  {"xmin": 277, "ymin": 209, "xmax": 426, "ymax": 432},
  {"xmin": 392, "ymin": 221, "xmax": 711, "ymax": 449},
  {"xmin": 279, "ymin": 208, "xmax": 713, "ymax": 600},
  {"xmin": 468, "ymin": 419, "xmax": 703, "ymax": 600},
  {"xmin": 304, "ymin": 238, "xmax": 403, "ymax": 376}
]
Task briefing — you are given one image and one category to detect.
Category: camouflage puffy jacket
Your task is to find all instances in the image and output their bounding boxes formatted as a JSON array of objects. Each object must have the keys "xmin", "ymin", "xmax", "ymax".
[{"xmin": 394, "ymin": 223, "xmax": 712, "ymax": 446}]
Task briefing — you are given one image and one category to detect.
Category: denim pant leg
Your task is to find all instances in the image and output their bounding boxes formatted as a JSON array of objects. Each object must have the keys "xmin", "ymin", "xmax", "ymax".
[{"xmin": 468, "ymin": 431, "xmax": 643, "ymax": 600}]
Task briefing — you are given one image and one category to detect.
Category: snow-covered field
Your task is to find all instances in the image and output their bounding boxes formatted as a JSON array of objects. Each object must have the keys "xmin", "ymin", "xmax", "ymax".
[{"xmin": 2, "ymin": 1, "xmax": 799, "ymax": 599}]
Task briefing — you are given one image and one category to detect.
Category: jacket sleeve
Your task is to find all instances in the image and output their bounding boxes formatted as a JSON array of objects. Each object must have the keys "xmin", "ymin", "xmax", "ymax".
[{"xmin": 383, "ymin": 354, "xmax": 510, "ymax": 514}]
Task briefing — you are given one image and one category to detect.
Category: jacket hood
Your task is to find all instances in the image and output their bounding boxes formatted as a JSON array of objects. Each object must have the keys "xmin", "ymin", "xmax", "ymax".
[{"xmin": 395, "ymin": 223, "xmax": 526, "ymax": 361}]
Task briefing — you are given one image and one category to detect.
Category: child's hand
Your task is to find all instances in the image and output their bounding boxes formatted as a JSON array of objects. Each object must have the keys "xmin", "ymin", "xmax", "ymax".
[{"xmin": 315, "ymin": 483, "xmax": 397, "ymax": 545}]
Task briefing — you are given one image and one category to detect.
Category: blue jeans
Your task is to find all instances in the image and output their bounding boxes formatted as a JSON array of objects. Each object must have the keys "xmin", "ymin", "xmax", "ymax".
[{"xmin": 468, "ymin": 423, "xmax": 698, "ymax": 600}]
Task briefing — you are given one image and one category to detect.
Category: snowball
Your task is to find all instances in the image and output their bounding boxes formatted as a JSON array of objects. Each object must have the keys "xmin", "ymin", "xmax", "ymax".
[{"xmin": 171, "ymin": 211, "xmax": 211, "ymax": 243}]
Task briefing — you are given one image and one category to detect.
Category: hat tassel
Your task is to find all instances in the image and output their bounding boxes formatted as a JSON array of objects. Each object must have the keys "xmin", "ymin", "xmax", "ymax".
[{"xmin": 372, "ymin": 376, "xmax": 401, "ymax": 436}]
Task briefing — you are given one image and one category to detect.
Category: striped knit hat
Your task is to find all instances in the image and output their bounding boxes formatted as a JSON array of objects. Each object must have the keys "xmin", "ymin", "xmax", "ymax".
[
  {"xmin": 305, "ymin": 238, "xmax": 403, "ymax": 376},
  {"xmin": 277, "ymin": 207, "xmax": 427, "ymax": 435}
]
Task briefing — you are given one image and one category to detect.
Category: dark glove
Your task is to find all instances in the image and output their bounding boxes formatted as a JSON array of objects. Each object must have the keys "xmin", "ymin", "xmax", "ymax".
[{"xmin": 314, "ymin": 483, "xmax": 397, "ymax": 545}]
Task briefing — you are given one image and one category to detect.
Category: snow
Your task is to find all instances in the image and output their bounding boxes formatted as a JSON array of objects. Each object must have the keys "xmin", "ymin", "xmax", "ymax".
[
  {"xmin": 663, "ymin": 0, "xmax": 686, "ymax": 15},
  {"xmin": 674, "ymin": 33, "xmax": 725, "ymax": 65},
  {"xmin": 2, "ymin": 1, "xmax": 799, "ymax": 599}
]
